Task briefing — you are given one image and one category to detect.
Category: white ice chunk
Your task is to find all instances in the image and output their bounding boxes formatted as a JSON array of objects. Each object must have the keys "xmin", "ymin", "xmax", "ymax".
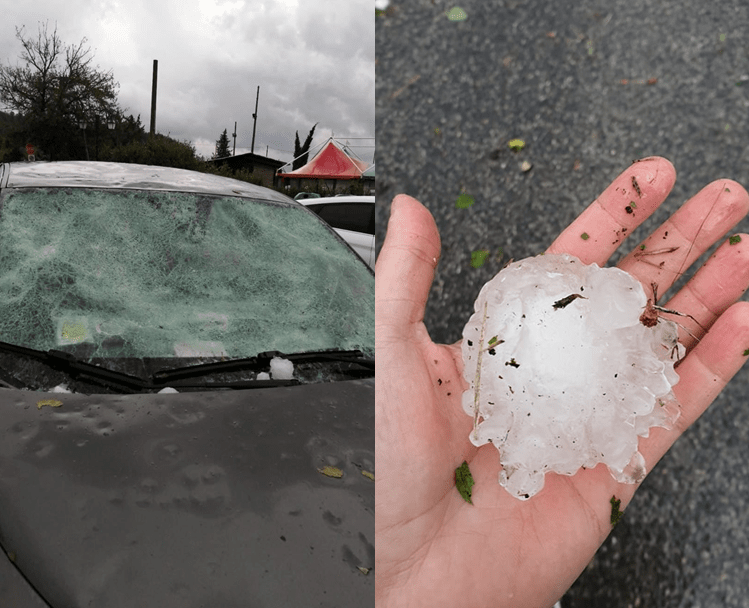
[
  {"xmin": 462, "ymin": 253, "xmax": 681, "ymax": 500},
  {"xmin": 51, "ymin": 384, "xmax": 72, "ymax": 393},
  {"xmin": 256, "ymin": 372, "xmax": 271, "ymax": 380},
  {"xmin": 270, "ymin": 357, "xmax": 294, "ymax": 380},
  {"xmin": 158, "ymin": 387, "xmax": 179, "ymax": 394}
]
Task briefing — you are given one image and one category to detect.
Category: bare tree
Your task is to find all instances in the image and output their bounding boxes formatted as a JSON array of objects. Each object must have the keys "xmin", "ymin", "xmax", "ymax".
[{"xmin": 0, "ymin": 22, "xmax": 121, "ymax": 159}]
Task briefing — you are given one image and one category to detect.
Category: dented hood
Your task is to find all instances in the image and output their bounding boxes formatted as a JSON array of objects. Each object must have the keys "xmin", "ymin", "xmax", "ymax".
[{"xmin": 0, "ymin": 379, "xmax": 374, "ymax": 607}]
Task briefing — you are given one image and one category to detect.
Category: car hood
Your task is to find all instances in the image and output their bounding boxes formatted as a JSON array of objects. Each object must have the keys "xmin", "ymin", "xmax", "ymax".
[{"xmin": 0, "ymin": 379, "xmax": 374, "ymax": 607}]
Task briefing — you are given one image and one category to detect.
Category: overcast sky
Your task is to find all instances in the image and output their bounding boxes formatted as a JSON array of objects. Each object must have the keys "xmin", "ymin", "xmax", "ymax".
[{"xmin": 0, "ymin": 0, "xmax": 374, "ymax": 165}]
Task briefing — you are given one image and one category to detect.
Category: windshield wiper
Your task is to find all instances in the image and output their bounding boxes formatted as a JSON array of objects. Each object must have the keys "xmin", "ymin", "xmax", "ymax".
[
  {"xmin": 0, "ymin": 341, "xmax": 371, "ymax": 392},
  {"xmin": 152, "ymin": 349, "xmax": 374, "ymax": 382},
  {"xmin": 0, "ymin": 340, "xmax": 151, "ymax": 392}
]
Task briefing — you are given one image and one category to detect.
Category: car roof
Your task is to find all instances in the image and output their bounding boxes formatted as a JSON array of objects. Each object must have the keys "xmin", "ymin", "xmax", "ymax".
[
  {"xmin": 0, "ymin": 161, "xmax": 296, "ymax": 204},
  {"xmin": 299, "ymin": 195, "xmax": 374, "ymax": 205}
]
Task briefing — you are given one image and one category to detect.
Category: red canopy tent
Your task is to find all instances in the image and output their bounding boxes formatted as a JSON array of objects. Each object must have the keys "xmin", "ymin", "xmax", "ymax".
[{"xmin": 278, "ymin": 139, "xmax": 369, "ymax": 179}]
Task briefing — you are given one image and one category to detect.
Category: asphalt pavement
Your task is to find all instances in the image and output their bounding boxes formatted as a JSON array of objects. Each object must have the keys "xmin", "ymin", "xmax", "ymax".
[{"xmin": 376, "ymin": 1, "xmax": 749, "ymax": 606}]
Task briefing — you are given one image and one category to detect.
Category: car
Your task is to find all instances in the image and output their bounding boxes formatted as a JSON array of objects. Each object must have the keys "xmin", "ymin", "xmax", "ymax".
[
  {"xmin": 299, "ymin": 195, "xmax": 375, "ymax": 269},
  {"xmin": 0, "ymin": 161, "xmax": 374, "ymax": 607},
  {"xmin": 293, "ymin": 191, "xmax": 321, "ymax": 201}
]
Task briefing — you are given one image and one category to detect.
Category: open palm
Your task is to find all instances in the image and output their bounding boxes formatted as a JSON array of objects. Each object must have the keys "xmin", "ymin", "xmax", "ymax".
[{"xmin": 375, "ymin": 157, "xmax": 749, "ymax": 608}]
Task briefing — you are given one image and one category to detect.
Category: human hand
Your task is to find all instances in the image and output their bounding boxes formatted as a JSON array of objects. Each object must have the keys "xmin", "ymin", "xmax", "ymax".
[{"xmin": 375, "ymin": 157, "xmax": 749, "ymax": 608}]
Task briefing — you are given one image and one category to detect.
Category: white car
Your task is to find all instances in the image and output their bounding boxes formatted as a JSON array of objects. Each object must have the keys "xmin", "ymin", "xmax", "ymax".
[{"xmin": 300, "ymin": 196, "xmax": 375, "ymax": 269}]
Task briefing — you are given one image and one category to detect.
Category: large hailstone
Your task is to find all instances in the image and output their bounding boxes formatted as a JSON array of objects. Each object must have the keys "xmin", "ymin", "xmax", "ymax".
[{"xmin": 461, "ymin": 253, "xmax": 682, "ymax": 500}]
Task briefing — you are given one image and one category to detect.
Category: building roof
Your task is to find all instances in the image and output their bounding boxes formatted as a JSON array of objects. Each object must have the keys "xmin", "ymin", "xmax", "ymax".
[
  {"xmin": 208, "ymin": 151, "xmax": 285, "ymax": 170},
  {"xmin": 278, "ymin": 139, "xmax": 369, "ymax": 179}
]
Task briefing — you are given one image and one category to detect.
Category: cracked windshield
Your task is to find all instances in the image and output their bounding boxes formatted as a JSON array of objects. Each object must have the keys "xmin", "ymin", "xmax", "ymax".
[{"xmin": 0, "ymin": 187, "xmax": 374, "ymax": 371}]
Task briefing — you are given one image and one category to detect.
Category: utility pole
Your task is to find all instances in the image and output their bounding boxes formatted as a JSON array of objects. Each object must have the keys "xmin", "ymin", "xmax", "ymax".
[
  {"xmin": 232, "ymin": 121, "xmax": 237, "ymax": 156},
  {"xmin": 251, "ymin": 86, "xmax": 259, "ymax": 154},
  {"xmin": 149, "ymin": 60, "xmax": 158, "ymax": 136}
]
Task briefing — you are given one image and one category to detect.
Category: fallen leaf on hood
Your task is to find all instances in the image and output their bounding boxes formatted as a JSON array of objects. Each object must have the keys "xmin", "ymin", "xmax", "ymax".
[{"xmin": 318, "ymin": 466, "xmax": 343, "ymax": 478}]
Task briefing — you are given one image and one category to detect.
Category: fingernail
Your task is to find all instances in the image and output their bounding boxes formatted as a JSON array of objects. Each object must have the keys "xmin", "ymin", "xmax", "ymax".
[{"xmin": 391, "ymin": 194, "xmax": 413, "ymax": 216}]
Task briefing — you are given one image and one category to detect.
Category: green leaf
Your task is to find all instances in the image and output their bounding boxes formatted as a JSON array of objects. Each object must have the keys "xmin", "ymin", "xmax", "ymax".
[
  {"xmin": 743, "ymin": 349, "xmax": 749, "ymax": 356},
  {"xmin": 318, "ymin": 466, "xmax": 343, "ymax": 478},
  {"xmin": 508, "ymin": 138, "xmax": 525, "ymax": 152},
  {"xmin": 488, "ymin": 336, "xmax": 498, "ymax": 346},
  {"xmin": 729, "ymin": 234, "xmax": 742, "ymax": 245},
  {"xmin": 456, "ymin": 193, "xmax": 475, "ymax": 208},
  {"xmin": 471, "ymin": 249, "xmax": 489, "ymax": 268},
  {"xmin": 580, "ymin": 232, "xmax": 589, "ymax": 241},
  {"xmin": 446, "ymin": 6, "xmax": 467, "ymax": 21},
  {"xmin": 455, "ymin": 461, "xmax": 475, "ymax": 504},
  {"xmin": 610, "ymin": 495, "xmax": 624, "ymax": 526}
]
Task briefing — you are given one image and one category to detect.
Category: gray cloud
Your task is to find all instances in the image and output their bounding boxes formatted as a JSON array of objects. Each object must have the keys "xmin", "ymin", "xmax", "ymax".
[{"xmin": 0, "ymin": 0, "xmax": 374, "ymax": 163}]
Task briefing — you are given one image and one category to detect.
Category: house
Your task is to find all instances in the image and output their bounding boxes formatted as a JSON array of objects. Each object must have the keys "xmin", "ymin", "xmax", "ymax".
[{"xmin": 207, "ymin": 152, "xmax": 285, "ymax": 189}]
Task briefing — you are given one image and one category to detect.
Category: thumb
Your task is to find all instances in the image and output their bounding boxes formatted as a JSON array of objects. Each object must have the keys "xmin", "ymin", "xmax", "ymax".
[{"xmin": 375, "ymin": 194, "xmax": 441, "ymax": 339}]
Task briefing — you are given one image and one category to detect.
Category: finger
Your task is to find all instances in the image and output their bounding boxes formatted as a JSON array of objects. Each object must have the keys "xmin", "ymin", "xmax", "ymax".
[
  {"xmin": 618, "ymin": 180, "xmax": 749, "ymax": 299},
  {"xmin": 659, "ymin": 233, "xmax": 749, "ymax": 350},
  {"xmin": 375, "ymin": 194, "xmax": 441, "ymax": 340},
  {"xmin": 640, "ymin": 301, "xmax": 749, "ymax": 469},
  {"xmin": 547, "ymin": 157, "xmax": 676, "ymax": 265}
]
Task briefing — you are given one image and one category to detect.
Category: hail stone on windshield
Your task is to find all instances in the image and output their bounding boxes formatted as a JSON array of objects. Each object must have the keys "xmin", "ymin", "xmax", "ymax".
[
  {"xmin": 461, "ymin": 253, "xmax": 682, "ymax": 500},
  {"xmin": 270, "ymin": 357, "xmax": 294, "ymax": 380}
]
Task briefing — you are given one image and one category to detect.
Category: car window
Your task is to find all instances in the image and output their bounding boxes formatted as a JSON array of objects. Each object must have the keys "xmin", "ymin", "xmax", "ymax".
[
  {"xmin": 307, "ymin": 203, "xmax": 375, "ymax": 235},
  {"xmin": 0, "ymin": 188, "xmax": 374, "ymax": 364}
]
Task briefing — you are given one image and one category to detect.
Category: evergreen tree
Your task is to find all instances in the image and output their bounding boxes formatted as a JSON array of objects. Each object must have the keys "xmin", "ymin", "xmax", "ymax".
[
  {"xmin": 292, "ymin": 123, "xmax": 317, "ymax": 170},
  {"xmin": 213, "ymin": 128, "xmax": 231, "ymax": 159}
]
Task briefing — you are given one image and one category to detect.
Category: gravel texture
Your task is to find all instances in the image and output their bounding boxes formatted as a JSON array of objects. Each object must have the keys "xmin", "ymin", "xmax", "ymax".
[{"xmin": 376, "ymin": 1, "xmax": 749, "ymax": 606}]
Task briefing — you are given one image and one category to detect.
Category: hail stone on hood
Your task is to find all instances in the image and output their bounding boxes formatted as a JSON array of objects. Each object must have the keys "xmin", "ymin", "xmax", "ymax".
[{"xmin": 461, "ymin": 253, "xmax": 682, "ymax": 500}]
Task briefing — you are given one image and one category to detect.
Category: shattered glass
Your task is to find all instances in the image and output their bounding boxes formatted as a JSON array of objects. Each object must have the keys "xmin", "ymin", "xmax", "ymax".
[{"xmin": 0, "ymin": 187, "xmax": 374, "ymax": 366}]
